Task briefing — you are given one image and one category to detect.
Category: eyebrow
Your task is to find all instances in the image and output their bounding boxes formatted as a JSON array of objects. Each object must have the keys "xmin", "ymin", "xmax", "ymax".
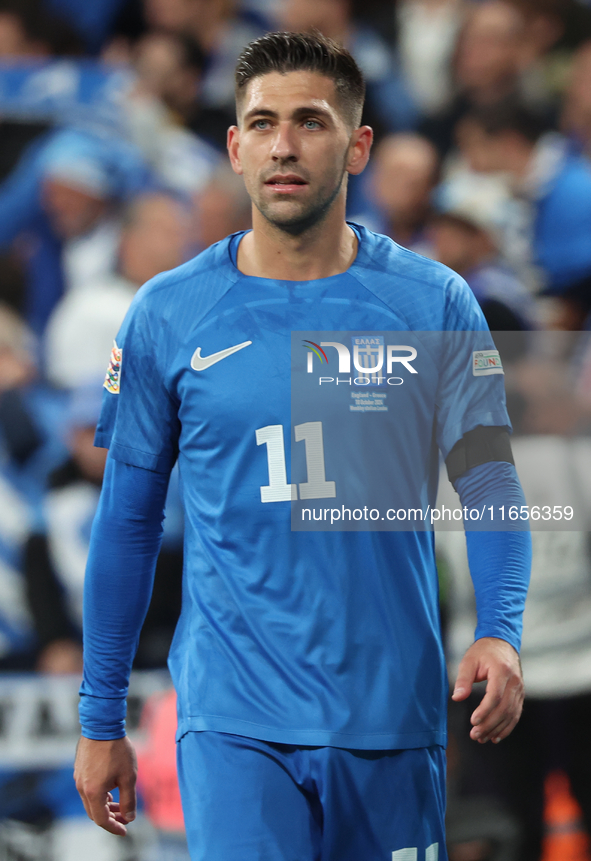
[{"xmin": 243, "ymin": 105, "xmax": 335, "ymax": 123}]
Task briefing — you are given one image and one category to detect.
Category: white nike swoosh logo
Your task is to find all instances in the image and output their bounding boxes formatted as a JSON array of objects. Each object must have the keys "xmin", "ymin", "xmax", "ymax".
[{"xmin": 191, "ymin": 340, "xmax": 252, "ymax": 371}]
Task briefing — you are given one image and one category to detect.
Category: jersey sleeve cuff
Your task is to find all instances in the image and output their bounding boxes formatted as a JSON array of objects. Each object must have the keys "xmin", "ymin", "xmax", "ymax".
[
  {"xmin": 474, "ymin": 625, "xmax": 521, "ymax": 654},
  {"xmin": 79, "ymin": 694, "xmax": 127, "ymax": 740},
  {"xmin": 81, "ymin": 724, "xmax": 126, "ymax": 741},
  {"xmin": 94, "ymin": 429, "xmax": 112, "ymax": 449}
]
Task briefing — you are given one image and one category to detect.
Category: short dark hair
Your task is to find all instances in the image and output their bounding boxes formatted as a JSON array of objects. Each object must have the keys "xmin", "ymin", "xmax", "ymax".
[{"xmin": 235, "ymin": 31, "xmax": 365, "ymax": 128}]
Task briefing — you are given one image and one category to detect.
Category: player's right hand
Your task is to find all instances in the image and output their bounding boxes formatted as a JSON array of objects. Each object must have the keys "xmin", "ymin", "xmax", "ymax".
[{"xmin": 74, "ymin": 735, "xmax": 137, "ymax": 836}]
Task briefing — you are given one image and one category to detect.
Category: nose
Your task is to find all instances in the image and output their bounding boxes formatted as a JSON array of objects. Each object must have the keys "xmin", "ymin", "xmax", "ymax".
[{"xmin": 270, "ymin": 121, "xmax": 299, "ymax": 162}]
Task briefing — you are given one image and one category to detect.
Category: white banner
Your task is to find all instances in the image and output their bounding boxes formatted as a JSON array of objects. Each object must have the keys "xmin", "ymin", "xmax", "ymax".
[{"xmin": 0, "ymin": 671, "xmax": 171, "ymax": 768}]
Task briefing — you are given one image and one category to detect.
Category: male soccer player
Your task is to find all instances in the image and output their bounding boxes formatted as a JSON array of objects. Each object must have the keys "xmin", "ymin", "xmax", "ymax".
[{"xmin": 74, "ymin": 32, "xmax": 531, "ymax": 861}]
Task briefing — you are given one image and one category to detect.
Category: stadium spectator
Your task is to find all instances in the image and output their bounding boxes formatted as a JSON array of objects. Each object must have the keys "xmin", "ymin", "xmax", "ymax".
[
  {"xmin": 23, "ymin": 380, "xmax": 183, "ymax": 675},
  {"xmin": 45, "ymin": 192, "xmax": 191, "ymax": 390},
  {"xmin": 458, "ymin": 98, "xmax": 591, "ymax": 326},
  {"xmin": 133, "ymin": 30, "xmax": 205, "ymax": 118},
  {"xmin": 0, "ymin": 127, "xmax": 153, "ymax": 336},
  {"xmin": 508, "ymin": 0, "xmax": 591, "ymax": 74},
  {"xmin": 0, "ymin": 301, "xmax": 69, "ymax": 679},
  {"xmin": 131, "ymin": 30, "xmax": 232, "ymax": 151},
  {"xmin": 428, "ymin": 206, "xmax": 534, "ymax": 332},
  {"xmin": 274, "ymin": 0, "xmax": 418, "ymax": 137},
  {"xmin": 111, "ymin": 37, "xmax": 223, "ymax": 195},
  {"xmin": 421, "ymin": 0, "xmax": 549, "ymax": 156},
  {"xmin": 0, "ymin": 302, "xmax": 67, "ymax": 515},
  {"xmin": 38, "ymin": 131, "xmax": 154, "ymax": 294},
  {"xmin": 0, "ymin": 0, "xmax": 85, "ymax": 187},
  {"xmin": 191, "ymin": 164, "xmax": 251, "ymax": 253},
  {"xmin": 561, "ymin": 39, "xmax": 591, "ymax": 159},
  {"xmin": 455, "ymin": 2, "xmax": 527, "ymax": 103},
  {"xmin": 352, "ymin": 132, "xmax": 439, "ymax": 253},
  {"xmin": 23, "ymin": 384, "xmax": 104, "ymax": 676},
  {"xmin": 142, "ymin": 0, "xmax": 265, "ymax": 122},
  {"xmin": 396, "ymin": 0, "xmax": 465, "ymax": 118}
]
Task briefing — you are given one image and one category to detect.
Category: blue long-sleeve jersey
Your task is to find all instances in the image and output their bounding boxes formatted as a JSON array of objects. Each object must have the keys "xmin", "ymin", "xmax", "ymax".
[{"xmin": 80, "ymin": 225, "xmax": 531, "ymax": 748}]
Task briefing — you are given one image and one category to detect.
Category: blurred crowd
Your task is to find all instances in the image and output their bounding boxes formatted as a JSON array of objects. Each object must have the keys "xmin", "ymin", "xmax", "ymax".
[{"xmin": 1, "ymin": 0, "xmax": 591, "ymax": 858}]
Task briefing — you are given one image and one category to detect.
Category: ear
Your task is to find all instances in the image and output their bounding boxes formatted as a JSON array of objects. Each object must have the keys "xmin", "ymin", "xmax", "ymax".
[
  {"xmin": 227, "ymin": 125, "xmax": 243, "ymax": 175},
  {"xmin": 346, "ymin": 126, "xmax": 373, "ymax": 176}
]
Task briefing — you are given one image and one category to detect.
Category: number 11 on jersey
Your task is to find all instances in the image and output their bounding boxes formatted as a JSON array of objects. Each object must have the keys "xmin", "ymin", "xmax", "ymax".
[{"xmin": 256, "ymin": 422, "xmax": 336, "ymax": 502}]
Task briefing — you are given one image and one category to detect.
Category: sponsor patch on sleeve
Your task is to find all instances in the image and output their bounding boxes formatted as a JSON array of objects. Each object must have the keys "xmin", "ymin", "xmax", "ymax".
[
  {"xmin": 104, "ymin": 341, "xmax": 122, "ymax": 393},
  {"xmin": 472, "ymin": 349, "xmax": 504, "ymax": 376}
]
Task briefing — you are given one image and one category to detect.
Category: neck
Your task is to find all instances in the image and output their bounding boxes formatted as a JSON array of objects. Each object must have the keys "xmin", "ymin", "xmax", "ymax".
[{"xmin": 237, "ymin": 200, "xmax": 358, "ymax": 281}]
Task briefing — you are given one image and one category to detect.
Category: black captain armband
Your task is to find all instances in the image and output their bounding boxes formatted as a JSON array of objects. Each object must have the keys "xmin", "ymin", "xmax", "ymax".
[{"xmin": 445, "ymin": 426, "xmax": 514, "ymax": 485}]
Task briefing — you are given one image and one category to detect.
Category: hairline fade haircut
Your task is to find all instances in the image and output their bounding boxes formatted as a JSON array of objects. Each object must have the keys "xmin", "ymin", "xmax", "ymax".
[{"xmin": 235, "ymin": 31, "xmax": 366, "ymax": 130}]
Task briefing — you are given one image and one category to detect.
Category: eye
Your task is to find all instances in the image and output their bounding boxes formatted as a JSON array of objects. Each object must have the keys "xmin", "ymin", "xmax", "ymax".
[
  {"xmin": 303, "ymin": 119, "xmax": 321, "ymax": 130},
  {"xmin": 253, "ymin": 119, "xmax": 270, "ymax": 130}
]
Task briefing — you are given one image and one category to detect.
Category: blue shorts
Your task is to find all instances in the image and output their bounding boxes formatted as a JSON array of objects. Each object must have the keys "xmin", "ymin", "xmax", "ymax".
[{"xmin": 177, "ymin": 731, "xmax": 447, "ymax": 861}]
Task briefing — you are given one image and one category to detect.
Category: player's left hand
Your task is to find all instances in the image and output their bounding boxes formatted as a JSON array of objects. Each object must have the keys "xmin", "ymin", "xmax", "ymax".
[{"xmin": 451, "ymin": 637, "xmax": 524, "ymax": 744}]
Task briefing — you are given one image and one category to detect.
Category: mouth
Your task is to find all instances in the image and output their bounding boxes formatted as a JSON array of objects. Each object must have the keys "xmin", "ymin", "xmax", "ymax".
[{"xmin": 264, "ymin": 175, "xmax": 308, "ymax": 193}]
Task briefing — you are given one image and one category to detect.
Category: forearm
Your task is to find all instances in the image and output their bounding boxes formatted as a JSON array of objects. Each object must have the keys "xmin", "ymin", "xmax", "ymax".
[
  {"xmin": 455, "ymin": 461, "xmax": 532, "ymax": 653},
  {"xmin": 79, "ymin": 454, "xmax": 170, "ymax": 739}
]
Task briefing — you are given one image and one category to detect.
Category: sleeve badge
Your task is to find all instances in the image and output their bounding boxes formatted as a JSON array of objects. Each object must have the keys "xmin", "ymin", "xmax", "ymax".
[
  {"xmin": 472, "ymin": 349, "xmax": 504, "ymax": 376},
  {"xmin": 104, "ymin": 341, "xmax": 122, "ymax": 393}
]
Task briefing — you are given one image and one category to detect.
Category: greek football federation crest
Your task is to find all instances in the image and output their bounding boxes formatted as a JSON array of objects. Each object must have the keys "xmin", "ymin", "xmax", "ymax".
[
  {"xmin": 104, "ymin": 341, "xmax": 122, "ymax": 393},
  {"xmin": 351, "ymin": 335, "xmax": 385, "ymax": 385}
]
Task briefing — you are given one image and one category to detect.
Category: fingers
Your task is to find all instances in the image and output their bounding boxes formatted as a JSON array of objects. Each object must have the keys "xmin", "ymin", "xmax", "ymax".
[
  {"xmin": 108, "ymin": 801, "xmax": 135, "ymax": 827},
  {"xmin": 470, "ymin": 672, "xmax": 508, "ymax": 726},
  {"xmin": 451, "ymin": 654, "xmax": 478, "ymax": 702},
  {"xmin": 118, "ymin": 777, "xmax": 137, "ymax": 825},
  {"xmin": 470, "ymin": 672, "xmax": 523, "ymax": 744},
  {"xmin": 80, "ymin": 789, "xmax": 128, "ymax": 836},
  {"xmin": 105, "ymin": 796, "xmax": 136, "ymax": 827},
  {"xmin": 471, "ymin": 709, "xmax": 518, "ymax": 743}
]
